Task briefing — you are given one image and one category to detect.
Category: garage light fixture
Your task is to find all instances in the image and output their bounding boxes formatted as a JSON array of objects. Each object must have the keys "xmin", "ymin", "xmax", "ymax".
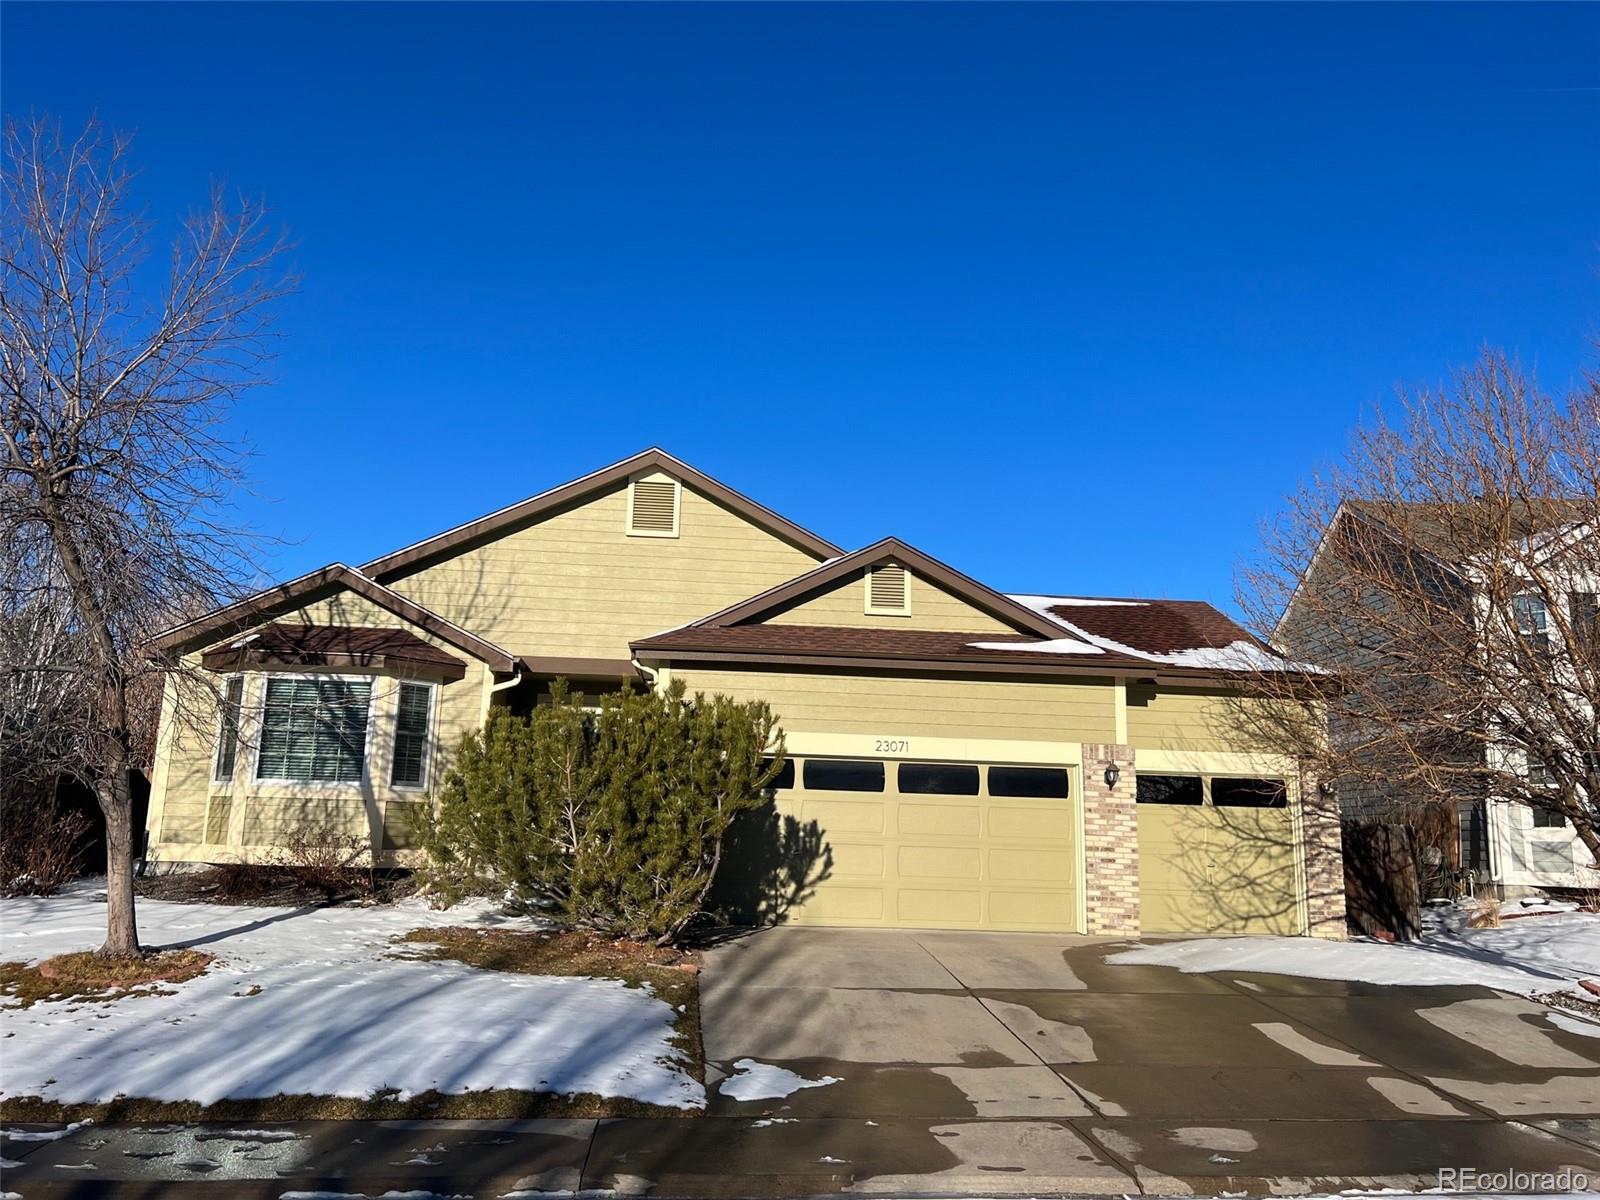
[{"xmin": 1103, "ymin": 763, "xmax": 1121, "ymax": 789}]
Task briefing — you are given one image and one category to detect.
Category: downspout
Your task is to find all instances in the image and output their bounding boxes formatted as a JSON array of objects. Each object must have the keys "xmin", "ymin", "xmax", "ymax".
[
  {"xmin": 483, "ymin": 668, "xmax": 521, "ymax": 713},
  {"xmin": 631, "ymin": 657, "xmax": 659, "ymax": 690}
]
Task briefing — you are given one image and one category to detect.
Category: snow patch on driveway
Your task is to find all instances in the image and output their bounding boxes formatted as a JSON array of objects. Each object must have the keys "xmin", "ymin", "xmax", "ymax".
[
  {"xmin": 1110, "ymin": 908, "xmax": 1600, "ymax": 1000},
  {"xmin": 717, "ymin": 1059, "xmax": 840, "ymax": 1100},
  {"xmin": 0, "ymin": 891, "xmax": 703, "ymax": 1110}
]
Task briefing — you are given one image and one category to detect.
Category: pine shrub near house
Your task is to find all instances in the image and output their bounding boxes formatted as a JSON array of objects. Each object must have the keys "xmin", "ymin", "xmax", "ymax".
[{"xmin": 420, "ymin": 679, "xmax": 784, "ymax": 943}]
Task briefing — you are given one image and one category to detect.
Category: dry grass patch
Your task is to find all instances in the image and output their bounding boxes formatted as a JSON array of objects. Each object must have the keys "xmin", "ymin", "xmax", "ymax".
[
  {"xmin": 0, "ymin": 1085, "xmax": 692, "ymax": 1126},
  {"xmin": 0, "ymin": 949, "xmax": 214, "ymax": 1009},
  {"xmin": 395, "ymin": 926, "xmax": 703, "ymax": 1078}
]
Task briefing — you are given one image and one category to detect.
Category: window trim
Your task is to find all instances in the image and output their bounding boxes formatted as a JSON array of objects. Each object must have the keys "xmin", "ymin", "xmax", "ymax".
[
  {"xmin": 625, "ymin": 474, "xmax": 681, "ymax": 539},
  {"xmin": 212, "ymin": 673, "xmax": 247, "ymax": 784},
  {"xmin": 253, "ymin": 672, "xmax": 375, "ymax": 788},
  {"xmin": 389, "ymin": 680, "xmax": 438, "ymax": 792}
]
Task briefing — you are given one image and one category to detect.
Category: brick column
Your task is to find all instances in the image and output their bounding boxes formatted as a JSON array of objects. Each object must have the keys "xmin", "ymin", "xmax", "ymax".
[
  {"xmin": 1300, "ymin": 770, "xmax": 1348, "ymax": 939},
  {"xmin": 1081, "ymin": 743, "xmax": 1140, "ymax": 936}
]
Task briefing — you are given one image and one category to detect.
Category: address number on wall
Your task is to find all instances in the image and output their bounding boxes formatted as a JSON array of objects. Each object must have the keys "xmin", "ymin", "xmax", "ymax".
[{"xmin": 874, "ymin": 738, "xmax": 911, "ymax": 754}]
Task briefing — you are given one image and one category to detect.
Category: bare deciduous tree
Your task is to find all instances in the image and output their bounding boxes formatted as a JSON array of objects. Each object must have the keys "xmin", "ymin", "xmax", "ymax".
[
  {"xmin": 1, "ymin": 115, "xmax": 292, "ymax": 955},
  {"xmin": 1239, "ymin": 349, "xmax": 1600, "ymax": 871}
]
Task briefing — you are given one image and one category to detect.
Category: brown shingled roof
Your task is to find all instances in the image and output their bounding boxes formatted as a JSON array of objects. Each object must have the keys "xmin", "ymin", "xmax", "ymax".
[
  {"xmin": 632, "ymin": 623, "xmax": 1138, "ymax": 673},
  {"xmin": 1027, "ymin": 598, "xmax": 1265, "ymax": 656},
  {"xmin": 631, "ymin": 604, "xmax": 1295, "ymax": 678},
  {"xmin": 199, "ymin": 624, "xmax": 468, "ymax": 681}
]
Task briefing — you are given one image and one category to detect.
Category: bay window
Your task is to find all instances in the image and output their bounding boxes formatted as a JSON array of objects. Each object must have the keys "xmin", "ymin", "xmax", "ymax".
[{"xmin": 256, "ymin": 677, "xmax": 372, "ymax": 783}]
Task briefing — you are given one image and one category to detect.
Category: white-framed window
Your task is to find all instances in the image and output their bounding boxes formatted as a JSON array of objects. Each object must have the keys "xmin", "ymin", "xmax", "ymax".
[
  {"xmin": 213, "ymin": 674, "xmax": 246, "ymax": 782},
  {"xmin": 1511, "ymin": 592, "xmax": 1550, "ymax": 653},
  {"xmin": 390, "ymin": 681, "xmax": 436, "ymax": 789},
  {"xmin": 256, "ymin": 676, "xmax": 373, "ymax": 784}
]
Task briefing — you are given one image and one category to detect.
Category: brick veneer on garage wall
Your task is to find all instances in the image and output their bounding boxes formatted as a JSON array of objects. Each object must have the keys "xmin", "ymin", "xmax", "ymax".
[
  {"xmin": 1081, "ymin": 742, "xmax": 1141, "ymax": 936},
  {"xmin": 1300, "ymin": 770, "xmax": 1349, "ymax": 939}
]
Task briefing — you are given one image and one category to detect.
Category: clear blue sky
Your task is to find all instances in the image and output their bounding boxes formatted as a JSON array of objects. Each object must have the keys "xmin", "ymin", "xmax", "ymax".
[{"xmin": 6, "ymin": 3, "xmax": 1597, "ymax": 613}]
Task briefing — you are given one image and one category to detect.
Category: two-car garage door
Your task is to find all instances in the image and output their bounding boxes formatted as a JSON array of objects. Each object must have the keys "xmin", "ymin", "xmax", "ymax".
[{"xmin": 770, "ymin": 757, "xmax": 1079, "ymax": 933}]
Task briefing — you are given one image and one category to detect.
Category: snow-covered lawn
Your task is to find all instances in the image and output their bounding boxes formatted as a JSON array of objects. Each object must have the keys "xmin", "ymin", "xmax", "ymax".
[
  {"xmin": 0, "ymin": 887, "xmax": 703, "ymax": 1111},
  {"xmin": 1111, "ymin": 903, "xmax": 1600, "ymax": 1005}
]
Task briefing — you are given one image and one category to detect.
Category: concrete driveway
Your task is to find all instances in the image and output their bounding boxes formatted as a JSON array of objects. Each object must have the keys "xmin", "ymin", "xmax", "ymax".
[{"xmin": 688, "ymin": 925, "xmax": 1600, "ymax": 1194}]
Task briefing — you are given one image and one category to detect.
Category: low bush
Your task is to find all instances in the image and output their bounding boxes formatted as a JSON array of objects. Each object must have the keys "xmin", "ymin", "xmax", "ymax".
[
  {"xmin": 420, "ymin": 679, "xmax": 783, "ymax": 943},
  {"xmin": 276, "ymin": 825, "xmax": 376, "ymax": 898},
  {"xmin": 0, "ymin": 798, "xmax": 92, "ymax": 897}
]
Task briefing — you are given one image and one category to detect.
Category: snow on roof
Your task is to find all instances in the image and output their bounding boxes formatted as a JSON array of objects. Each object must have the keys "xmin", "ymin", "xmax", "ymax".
[
  {"xmin": 969, "ymin": 635, "xmax": 1105, "ymax": 656},
  {"xmin": 1009, "ymin": 593, "xmax": 1147, "ymax": 608},
  {"xmin": 980, "ymin": 593, "xmax": 1321, "ymax": 673}
]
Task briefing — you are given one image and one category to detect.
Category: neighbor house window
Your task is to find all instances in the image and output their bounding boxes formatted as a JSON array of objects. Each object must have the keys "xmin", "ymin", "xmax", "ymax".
[
  {"xmin": 803, "ymin": 759, "xmax": 885, "ymax": 792},
  {"xmin": 1211, "ymin": 777, "xmax": 1288, "ymax": 808},
  {"xmin": 1136, "ymin": 774, "xmax": 1203, "ymax": 805},
  {"xmin": 1526, "ymin": 755, "xmax": 1565, "ymax": 827},
  {"xmin": 987, "ymin": 765, "xmax": 1070, "ymax": 798},
  {"xmin": 1571, "ymin": 593, "xmax": 1599, "ymax": 653},
  {"xmin": 256, "ymin": 677, "xmax": 372, "ymax": 783},
  {"xmin": 213, "ymin": 675, "xmax": 246, "ymax": 782},
  {"xmin": 1511, "ymin": 593, "xmax": 1550, "ymax": 653},
  {"xmin": 390, "ymin": 682, "xmax": 434, "ymax": 788}
]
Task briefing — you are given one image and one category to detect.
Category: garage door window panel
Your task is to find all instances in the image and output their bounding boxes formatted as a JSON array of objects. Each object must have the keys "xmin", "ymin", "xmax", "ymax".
[
  {"xmin": 898, "ymin": 762, "xmax": 980, "ymax": 795},
  {"xmin": 987, "ymin": 765, "xmax": 1070, "ymax": 798},
  {"xmin": 803, "ymin": 759, "xmax": 885, "ymax": 792},
  {"xmin": 1136, "ymin": 774, "xmax": 1203, "ymax": 805},
  {"xmin": 761, "ymin": 757, "xmax": 796, "ymax": 790},
  {"xmin": 1211, "ymin": 777, "xmax": 1288, "ymax": 808}
]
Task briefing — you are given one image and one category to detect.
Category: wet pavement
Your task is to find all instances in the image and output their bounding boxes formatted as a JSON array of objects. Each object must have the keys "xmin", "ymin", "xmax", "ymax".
[{"xmin": 5, "ymin": 926, "xmax": 1600, "ymax": 1196}]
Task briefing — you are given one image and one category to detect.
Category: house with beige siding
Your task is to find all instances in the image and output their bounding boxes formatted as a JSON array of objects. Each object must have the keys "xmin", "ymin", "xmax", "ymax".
[{"xmin": 147, "ymin": 449, "xmax": 1345, "ymax": 936}]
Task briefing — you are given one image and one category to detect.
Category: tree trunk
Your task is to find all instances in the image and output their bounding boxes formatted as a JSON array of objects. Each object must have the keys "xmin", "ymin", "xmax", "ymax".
[{"xmin": 97, "ymin": 755, "xmax": 142, "ymax": 957}]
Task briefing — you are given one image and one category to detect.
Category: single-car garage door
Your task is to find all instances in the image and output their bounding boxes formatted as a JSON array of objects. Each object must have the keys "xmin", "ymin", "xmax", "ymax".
[
  {"xmin": 769, "ymin": 757, "xmax": 1079, "ymax": 932},
  {"xmin": 1136, "ymin": 773, "xmax": 1302, "ymax": 934}
]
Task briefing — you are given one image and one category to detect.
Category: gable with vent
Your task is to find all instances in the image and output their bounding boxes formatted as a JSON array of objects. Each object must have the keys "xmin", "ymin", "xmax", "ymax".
[{"xmin": 760, "ymin": 564, "xmax": 1020, "ymax": 633}]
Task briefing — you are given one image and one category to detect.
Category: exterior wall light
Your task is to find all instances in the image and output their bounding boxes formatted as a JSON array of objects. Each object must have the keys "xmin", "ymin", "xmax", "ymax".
[{"xmin": 1104, "ymin": 763, "xmax": 1121, "ymax": 789}]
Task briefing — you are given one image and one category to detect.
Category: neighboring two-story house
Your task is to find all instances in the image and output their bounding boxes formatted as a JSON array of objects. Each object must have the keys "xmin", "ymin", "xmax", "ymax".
[
  {"xmin": 147, "ymin": 449, "xmax": 1345, "ymax": 936},
  {"xmin": 1280, "ymin": 500, "xmax": 1596, "ymax": 897}
]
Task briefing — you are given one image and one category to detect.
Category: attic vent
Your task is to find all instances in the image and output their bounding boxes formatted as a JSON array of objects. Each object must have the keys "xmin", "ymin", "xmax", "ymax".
[
  {"xmin": 627, "ymin": 477, "xmax": 680, "ymax": 537},
  {"xmin": 865, "ymin": 564, "xmax": 910, "ymax": 615}
]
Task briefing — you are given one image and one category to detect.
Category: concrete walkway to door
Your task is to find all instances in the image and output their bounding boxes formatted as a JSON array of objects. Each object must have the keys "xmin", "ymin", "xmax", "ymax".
[{"xmin": 686, "ymin": 924, "xmax": 1600, "ymax": 1194}]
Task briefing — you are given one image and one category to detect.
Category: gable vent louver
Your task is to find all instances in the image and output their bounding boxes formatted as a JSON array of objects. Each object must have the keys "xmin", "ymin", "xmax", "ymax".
[
  {"xmin": 866, "ymin": 564, "xmax": 910, "ymax": 614},
  {"xmin": 628, "ymin": 477, "xmax": 680, "ymax": 537}
]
